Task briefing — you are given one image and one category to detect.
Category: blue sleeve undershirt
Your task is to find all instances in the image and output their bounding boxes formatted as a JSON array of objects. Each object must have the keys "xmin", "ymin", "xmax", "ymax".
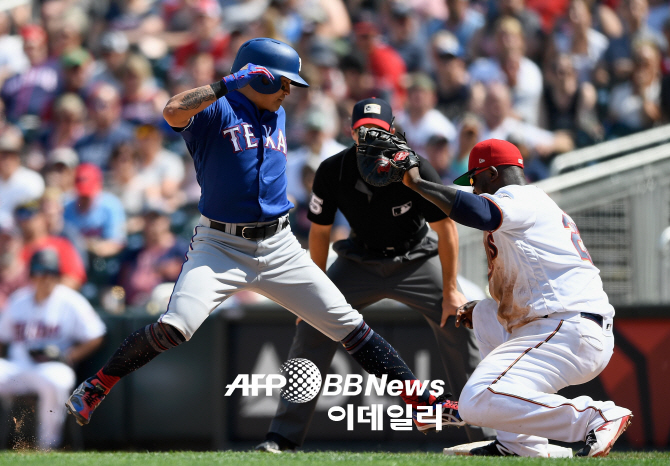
[{"xmin": 448, "ymin": 190, "xmax": 502, "ymax": 231}]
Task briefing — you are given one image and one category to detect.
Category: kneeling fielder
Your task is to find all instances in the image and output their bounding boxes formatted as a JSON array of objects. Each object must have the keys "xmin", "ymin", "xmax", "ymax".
[{"xmin": 402, "ymin": 139, "xmax": 632, "ymax": 457}]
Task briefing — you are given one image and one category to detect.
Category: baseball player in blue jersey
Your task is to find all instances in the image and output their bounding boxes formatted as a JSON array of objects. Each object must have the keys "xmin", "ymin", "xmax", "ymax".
[{"xmin": 65, "ymin": 38, "xmax": 462, "ymax": 433}]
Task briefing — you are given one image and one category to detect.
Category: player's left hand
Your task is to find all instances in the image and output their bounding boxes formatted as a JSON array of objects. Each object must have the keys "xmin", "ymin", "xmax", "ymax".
[
  {"xmin": 441, "ymin": 289, "xmax": 467, "ymax": 327},
  {"xmin": 455, "ymin": 300, "xmax": 479, "ymax": 329},
  {"xmin": 222, "ymin": 63, "xmax": 274, "ymax": 92}
]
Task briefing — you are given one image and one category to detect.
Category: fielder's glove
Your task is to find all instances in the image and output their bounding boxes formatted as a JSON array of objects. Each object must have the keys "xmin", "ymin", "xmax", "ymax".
[{"xmin": 356, "ymin": 127, "xmax": 420, "ymax": 187}]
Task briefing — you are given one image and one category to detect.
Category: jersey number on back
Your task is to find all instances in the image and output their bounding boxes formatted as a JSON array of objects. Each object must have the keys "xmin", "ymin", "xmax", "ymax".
[{"xmin": 562, "ymin": 214, "xmax": 593, "ymax": 264}]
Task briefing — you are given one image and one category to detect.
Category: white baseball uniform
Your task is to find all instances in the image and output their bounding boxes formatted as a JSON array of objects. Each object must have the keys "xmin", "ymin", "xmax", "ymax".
[
  {"xmin": 458, "ymin": 185, "xmax": 631, "ymax": 457},
  {"xmin": 0, "ymin": 284, "xmax": 106, "ymax": 449}
]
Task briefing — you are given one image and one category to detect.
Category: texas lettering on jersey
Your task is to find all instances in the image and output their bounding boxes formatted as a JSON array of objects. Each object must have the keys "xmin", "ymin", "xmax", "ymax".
[{"xmin": 222, "ymin": 123, "xmax": 287, "ymax": 155}]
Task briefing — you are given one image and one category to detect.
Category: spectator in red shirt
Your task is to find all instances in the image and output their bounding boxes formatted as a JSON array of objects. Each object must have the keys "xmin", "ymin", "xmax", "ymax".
[
  {"xmin": 14, "ymin": 200, "xmax": 86, "ymax": 290},
  {"xmin": 172, "ymin": 0, "xmax": 230, "ymax": 77},
  {"xmin": 353, "ymin": 21, "xmax": 407, "ymax": 109}
]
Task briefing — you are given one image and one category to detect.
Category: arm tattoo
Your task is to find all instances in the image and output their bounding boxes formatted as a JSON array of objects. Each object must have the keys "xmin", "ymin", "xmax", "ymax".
[{"xmin": 176, "ymin": 87, "xmax": 216, "ymax": 110}]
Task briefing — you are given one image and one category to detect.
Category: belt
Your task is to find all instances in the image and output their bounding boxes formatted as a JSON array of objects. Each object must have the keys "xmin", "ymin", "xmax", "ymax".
[
  {"xmin": 580, "ymin": 312, "xmax": 604, "ymax": 327},
  {"xmin": 356, "ymin": 224, "xmax": 429, "ymax": 257},
  {"xmin": 541, "ymin": 312, "xmax": 604, "ymax": 327},
  {"xmin": 208, "ymin": 216, "xmax": 288, "ymax": 240}
]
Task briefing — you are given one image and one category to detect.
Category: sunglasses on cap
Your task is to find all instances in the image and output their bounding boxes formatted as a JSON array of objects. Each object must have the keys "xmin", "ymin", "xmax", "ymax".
[{"xmin": 454, "ymin": 166, "xmax": 490, "ymax": 187}]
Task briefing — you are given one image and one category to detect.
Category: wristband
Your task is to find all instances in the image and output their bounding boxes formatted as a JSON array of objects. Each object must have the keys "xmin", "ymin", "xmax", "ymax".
[{"xmin": 210, "ymin": 80, "xmax": 228, "ymax": 99}]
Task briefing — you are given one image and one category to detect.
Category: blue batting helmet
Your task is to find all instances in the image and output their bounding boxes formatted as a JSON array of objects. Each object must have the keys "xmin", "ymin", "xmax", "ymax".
[{"xmin": 231, "ymin": 38, "xmax": 309, "ymax": 94}]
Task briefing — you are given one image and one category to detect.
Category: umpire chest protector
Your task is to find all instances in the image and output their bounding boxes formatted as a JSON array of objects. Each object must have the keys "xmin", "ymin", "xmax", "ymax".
[{"xmin": 308, "ymin": 146, "xmax": 448, "ymax": 255}]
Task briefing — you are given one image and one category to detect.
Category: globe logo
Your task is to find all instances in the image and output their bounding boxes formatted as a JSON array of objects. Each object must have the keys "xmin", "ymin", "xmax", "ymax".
[{"xmin": 279, "ymin": 358, "xmax": 322, "ymax": 403}]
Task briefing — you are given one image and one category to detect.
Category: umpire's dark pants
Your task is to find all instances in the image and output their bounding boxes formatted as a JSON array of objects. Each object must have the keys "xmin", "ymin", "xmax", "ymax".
[{"xmin": 267, "ymin": 238, "xmax": 495, "ymax": 445}]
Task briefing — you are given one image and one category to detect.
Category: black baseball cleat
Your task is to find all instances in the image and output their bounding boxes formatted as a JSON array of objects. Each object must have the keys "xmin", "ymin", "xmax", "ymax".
[
  {"xmin": 576, "ymin": 414, "xmax": 633, "ymax": 457},
  {"xmin": 469, "ymin": 440, "xmax": 519, "ymax": 456},
  {"xmin": 65, "ymin": 377, "xmax": 108, "ymax": 426}
]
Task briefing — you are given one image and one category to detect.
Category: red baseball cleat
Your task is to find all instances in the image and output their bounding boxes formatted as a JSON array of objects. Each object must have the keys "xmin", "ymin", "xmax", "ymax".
[
  {"xmin": 577, "ymin": 414, "xmax": 633, "ymax": 457},
  {"xmin": 65, "ymin": 378, "xmax": 109, "ymax": 426},
  {"xmin": 413, "ymin": 396, "xmax": 466, "ymax": 433}
]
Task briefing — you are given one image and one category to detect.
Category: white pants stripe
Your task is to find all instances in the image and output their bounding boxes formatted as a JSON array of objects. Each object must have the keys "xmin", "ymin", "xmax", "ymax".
[{"xmin": 459, "ymin": 299, "xmax": 631, "ymax": 457}]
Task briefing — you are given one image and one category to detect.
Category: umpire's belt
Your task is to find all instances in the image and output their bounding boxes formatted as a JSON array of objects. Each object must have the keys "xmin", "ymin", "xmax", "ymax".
[
  {"xmin": 204, "ymin": 215, "xmax": 289, "ymax": 240},
  {"xmin": 355, "ymin": 224, "xmax": 429, "ymax": 257}
]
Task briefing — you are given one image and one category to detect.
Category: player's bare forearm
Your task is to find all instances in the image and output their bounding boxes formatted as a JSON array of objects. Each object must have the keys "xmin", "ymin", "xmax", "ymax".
[
  {"xmin": 163, "ymin": 85, "xmax": 217, "ymax": 128},
  {"xmin": 403, "ymin": 168, "xmax": 458, "ymax": 215},
  {"xmin": 309, "ymin": 223, "xmax": 333, "ymax": 272},
  {"xmin": 432, "ymin": 218, "xmax": 460, "ymax": 291},
  {"xmin": 432, "ymin": 218, "xmax": 466, "ymax": 325}
]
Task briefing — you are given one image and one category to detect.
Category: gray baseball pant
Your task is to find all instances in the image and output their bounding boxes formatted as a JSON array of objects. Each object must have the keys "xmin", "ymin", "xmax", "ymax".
[{"xmin": 268, "ymin": 250, "xmax": 495, "ymax": 445}]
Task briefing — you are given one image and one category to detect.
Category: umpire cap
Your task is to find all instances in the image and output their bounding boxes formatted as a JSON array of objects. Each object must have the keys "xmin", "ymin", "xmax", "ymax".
[
  {"xmin": 29, "ymin": 248, "xmax": 61, "ymax": 276},
  {"xmin": 231, "ymin": 38, "xmax": 309, "ymax": 94},
  {"xmin": 352, "ymin": 98, "xmax": 394, "ymax": 131}
]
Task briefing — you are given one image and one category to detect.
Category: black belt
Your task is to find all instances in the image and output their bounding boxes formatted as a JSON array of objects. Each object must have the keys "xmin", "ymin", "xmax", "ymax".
[
  {"xmin": 541, "ymin": 312, "xmax": 604, "ymax": 327},
  {"xmin": 580, "ymin": 312, "xmax": 604, "ymax": 327},
  {"xmin": 356, "ymin": 224, "xmax": 429, "ymax": 257},
  {"xmin": 209, "ymin": 217, "xmax": 287, "ymax": 240}
]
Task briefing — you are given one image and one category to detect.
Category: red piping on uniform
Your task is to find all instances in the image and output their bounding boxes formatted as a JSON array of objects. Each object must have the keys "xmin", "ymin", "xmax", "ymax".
[
  {"xmin": 486, "ymin": 386, "xmax": 608, "ymax": 423},
  {"xmin": 491, "ymin": 320, "xmax": 563, "ymax": 385}
]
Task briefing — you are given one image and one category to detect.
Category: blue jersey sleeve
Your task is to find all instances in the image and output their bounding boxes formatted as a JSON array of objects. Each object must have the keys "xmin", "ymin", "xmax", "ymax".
[
  {"xmin": 449, "ymin": 190, "xmax": 503, "ymax": 231},
  {"xmin": 171, "ymin": 98, "xmax": 233, "ymax": 143}
]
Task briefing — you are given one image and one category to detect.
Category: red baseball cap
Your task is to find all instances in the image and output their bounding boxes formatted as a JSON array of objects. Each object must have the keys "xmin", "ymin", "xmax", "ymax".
[
  {"xmin": 75, "ymin": 163, "xmax": 103, "ymax": 197},
  {"xmin": 453, "ymin": 139, "xmax": 524, "ymax": 186},
  {"xmin": 20, "ymin": 24, "xmax": 47, "ymax": 44}
]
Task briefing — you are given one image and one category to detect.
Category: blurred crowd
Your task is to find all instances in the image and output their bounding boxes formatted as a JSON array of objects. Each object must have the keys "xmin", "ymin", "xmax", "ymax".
[{"xmin": 2, "ymin": 0, "xmax": 670, "ymax": 313}]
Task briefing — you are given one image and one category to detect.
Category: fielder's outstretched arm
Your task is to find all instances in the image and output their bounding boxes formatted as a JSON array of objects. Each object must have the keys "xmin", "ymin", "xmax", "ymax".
[{"xmin": 403, "ymin": 167, "xmax": 501, "ymax": 231}]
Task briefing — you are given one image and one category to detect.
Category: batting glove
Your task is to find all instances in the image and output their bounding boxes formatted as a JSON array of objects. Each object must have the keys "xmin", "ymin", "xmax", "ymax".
[{"xmin": 222, "ymin": 63, "xmax": 274, "ymax": 92}]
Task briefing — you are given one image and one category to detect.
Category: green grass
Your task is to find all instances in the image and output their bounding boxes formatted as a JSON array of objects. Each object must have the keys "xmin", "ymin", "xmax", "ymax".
[{"xmin": 0, "ymin": 451, "xmax": 667, "ymax": 466}]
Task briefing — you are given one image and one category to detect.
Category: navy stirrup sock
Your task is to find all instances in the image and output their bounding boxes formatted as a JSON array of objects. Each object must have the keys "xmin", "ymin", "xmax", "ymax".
[{"xmin": 342, "ymin": 321, "xmax": 433, "ymax": 407}]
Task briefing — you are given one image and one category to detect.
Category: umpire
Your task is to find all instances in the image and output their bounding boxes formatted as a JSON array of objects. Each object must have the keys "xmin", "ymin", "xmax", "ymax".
[{"xmin": 257, "ymin": 98, "xmax": 494, "ymax": 452}]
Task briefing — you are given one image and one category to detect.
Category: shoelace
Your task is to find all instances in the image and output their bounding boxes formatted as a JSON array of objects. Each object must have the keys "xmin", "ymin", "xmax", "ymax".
[
  {"xmin": 584, "ymin": 431, "xmax": 597, "ymax": 446},
  {"xmin": 433, "ymin": 394, "xmax": 458, "ymax": 411},
  {"xmin": 82, "ymin": 384, "xmax": 105, "ymax": 405}
]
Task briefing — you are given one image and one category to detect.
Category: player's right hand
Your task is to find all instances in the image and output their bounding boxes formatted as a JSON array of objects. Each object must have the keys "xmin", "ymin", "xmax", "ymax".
[
  {"xmin": 455, "ymin": 300, "xmax": 479, "ymax": 329},
  {"xmin": 222, "ymin": 63, "xmax": 274, "ymax": 91}
]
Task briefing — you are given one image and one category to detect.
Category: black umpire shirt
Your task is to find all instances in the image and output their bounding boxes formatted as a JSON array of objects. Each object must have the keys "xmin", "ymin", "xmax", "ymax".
[{"xmin": 307, "ymin": 145, "xmax": 448, "ymax": 254}]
